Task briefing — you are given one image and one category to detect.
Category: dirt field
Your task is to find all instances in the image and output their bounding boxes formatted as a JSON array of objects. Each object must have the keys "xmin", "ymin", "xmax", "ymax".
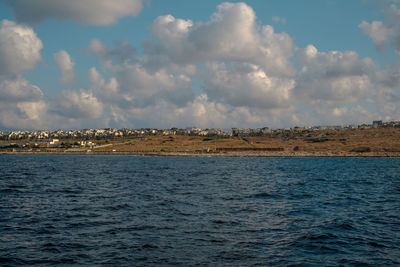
[{"xmin": 90, "ymin": 128, "xmax": 400, "ymax": 156}]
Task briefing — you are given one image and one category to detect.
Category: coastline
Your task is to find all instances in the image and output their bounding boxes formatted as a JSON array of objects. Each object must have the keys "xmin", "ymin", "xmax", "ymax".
[
  {"xmin": 1, "ymin": 151, "xmax": 400, "ymax": 157},
  {"xmin": 2, "ymin": 128, "xmax": 400, "ymax": 157}
]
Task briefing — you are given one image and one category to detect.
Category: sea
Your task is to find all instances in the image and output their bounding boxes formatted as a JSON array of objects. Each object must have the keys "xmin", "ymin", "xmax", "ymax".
[{"xmin": 1, "ymin": 155, "xmax": 399, "ymax": 266}]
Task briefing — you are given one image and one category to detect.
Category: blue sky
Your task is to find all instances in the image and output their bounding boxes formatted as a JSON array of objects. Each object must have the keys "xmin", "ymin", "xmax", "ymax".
[{"xmin": 0, "ymin": 0, "xmax": 399, "ymax": 130}]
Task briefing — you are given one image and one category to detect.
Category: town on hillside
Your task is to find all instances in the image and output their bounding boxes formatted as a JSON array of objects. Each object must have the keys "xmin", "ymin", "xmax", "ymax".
[
  {"xmin": 1, "ymin": 120, "xmax": 399, "ymax": 141},
  {"xmin": 1, "ymin": 120, "xmax": 400, "ymax": 156}
]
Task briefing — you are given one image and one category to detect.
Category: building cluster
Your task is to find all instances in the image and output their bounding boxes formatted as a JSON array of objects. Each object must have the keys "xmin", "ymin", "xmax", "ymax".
[
  {"xmin": 0, "ymin": 127, "xmax": 230, "ymax": 141},
  {"xmin": 0, "ymin": 120, "xmax": 399, "ymax": 141},
  {"xmin": 231, "ymin": 120, "xmax": 400, "ymax": 137},
  {"xmin": 231, "ymin": 127, "xmax": 271, "ymax": 137}
]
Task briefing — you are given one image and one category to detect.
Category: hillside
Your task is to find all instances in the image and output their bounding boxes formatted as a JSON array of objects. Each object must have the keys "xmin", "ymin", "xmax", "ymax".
[{"xmin": 2, "ymin": 128, "xmax": 399, "ymax": 156}]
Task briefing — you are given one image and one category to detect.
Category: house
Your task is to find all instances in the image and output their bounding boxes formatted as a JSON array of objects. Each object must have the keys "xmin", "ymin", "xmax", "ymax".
[
  {"xmin": 372, "ymin": 120, "xmax": 383, "ymax": 128},
  {"xmin": 49, "ymin": 139, "xmax": 59, "ymax": 145}
]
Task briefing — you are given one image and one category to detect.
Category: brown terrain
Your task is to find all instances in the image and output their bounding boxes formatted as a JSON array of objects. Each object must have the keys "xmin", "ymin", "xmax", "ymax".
[{"xmin": 2, "ymin": 128, "xmax": 400, "ymax": 156}]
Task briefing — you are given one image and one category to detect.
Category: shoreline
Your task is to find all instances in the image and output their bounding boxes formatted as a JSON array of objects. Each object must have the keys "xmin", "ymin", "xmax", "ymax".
[
  {"xmin": 1, "ymin": 151, "xmax": 400, "ymax": 157},
  {"xmin": 2, "ymin": 128, "xmax": 400, "ymax": 158},
  {"xmin": 3, "ymin": 127, "xmax": 400, "ymax": 158}
]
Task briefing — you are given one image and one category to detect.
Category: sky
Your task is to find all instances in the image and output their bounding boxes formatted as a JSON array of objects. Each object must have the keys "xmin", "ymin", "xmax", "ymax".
[{"xmin": 0, "ymin": 0, "xmax": 400, "ymax": 130}]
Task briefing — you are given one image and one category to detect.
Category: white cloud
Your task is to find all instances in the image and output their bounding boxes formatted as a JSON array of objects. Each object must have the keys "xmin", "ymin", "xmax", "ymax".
[
  {"xmin": 376, "ymin": 65, "xmax": 400, "ymax": 88},
  {"xmin": 16, "ymin": 101, "xmax": 47, "ymax": 121},
  {"xmin": 106, "ymin": 94, "xmax": 293, "ymax": 129},
  {"xmin": 203, "ymin": 62, "xmax": 295, "ymax": 109},
  {"xmin": 80, "ymin": 2, "xmax": 297, "ymax": 128},
  {"xmin": 88, "ymin": 39, "xmax": 137, "ymax": 64},
  {"xmin": 332, "ymin": 106, "xmax": 348, "ymax": 117},
  {"xmin": 148, "ymin": 2, "xmax": 295, "ymax": 76},
  {"xmin": 295, "ymin": 45, "xmax": 374, "ymax": 104},
  {"xmin": 0, "ymin": 20, "xmax": 42, "ymax": 76},
  {"xmin": 359, "ymin": 2, "xmax": 400, "ymax": 53},
  {"xmin": 87, "ymin": 67, "xmax": 130, "ymax": 108},
  {"xmin": 80, "ymin": 4, "xmax": 385, "ymax": 130},
  {"xmin": 54, "ymin": 50, "xmax": 75, "ymax": 84},
  {"xmin": 88, "ymin": 39, "xmax": 109, "ymax": 58},
  {"xmin": 7, "ymin": 0, "xmax": 143, "ymax": 25},
  {"xmin": 112, "ymin": 63, "xmax": 194, "ymax": 107},
  {"xmin": 0, "ymin": 77, "xmax": 43, "ymax": 102},
  {"xmin": 0, "ymin": 100, "xmax": 48, "ymax": 129},
  {"xmin": 359, "ymin": 21, "xmax": 393, "ymax": 51},
  {"xmin": 0, "ymin": 19, "xmax": 67, "ymax": 130},
  {"xmin": 288, "ymin": 104, "xmax": 374, "ymax": 127},
  {"xmin": 53, "ymin": 90, "xmax": 103, "ymax": 119},
  {"xmin": 376, "ymin": 86, "xmax": 400, "ymax": 121},
  {"xmin": 374, "ymin": 64, "xmax": 400, "ymax": 121},
  {"xmin": 110, "ymin": 94, "xmax": 231, "ymax": 129},
  {"xmin": 87, "ymin": 40, "xmax": 195, "ymax": 108},
  {"xmin": 3, "ymin": 2, "xmax": 398, "ymax": 130},
  {"xmin": 0, "ymin": 76, "xmax": 49, "ymax": 129},
  {"xmin": 88, "ymin": 68, "xmax": 118, "ymax": 98},
  {"xmin": 0, "ymin": 20, "xmax": 47, "ymax": 129},
  {"xmin": 358, "ymin": 1, "xmax": 400, "ymax": 122},
  {"xmin": 79, "ymin": 4, "xmax": 300, "ymax": 129}
]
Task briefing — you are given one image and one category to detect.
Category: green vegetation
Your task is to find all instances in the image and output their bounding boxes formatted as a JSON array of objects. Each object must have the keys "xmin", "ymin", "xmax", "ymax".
[{"xmin": 305, "ymin": 138, "xmax": 330, "ymax": 143}]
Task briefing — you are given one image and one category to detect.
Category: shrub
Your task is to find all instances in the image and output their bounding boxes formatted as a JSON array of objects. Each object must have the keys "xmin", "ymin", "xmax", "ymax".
[
  {"xmin": 350, "ymin": 147, "xmax": 371, "ymax": 153},
  {"xmin": 305, "ymin": 138, "xmax": 329, "ymax": 143}
]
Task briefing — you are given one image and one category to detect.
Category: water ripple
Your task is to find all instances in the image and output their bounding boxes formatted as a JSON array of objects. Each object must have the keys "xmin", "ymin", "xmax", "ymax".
[{"xmin": 1, "ymin": 155, "xmax": 400, "ymax": 265}]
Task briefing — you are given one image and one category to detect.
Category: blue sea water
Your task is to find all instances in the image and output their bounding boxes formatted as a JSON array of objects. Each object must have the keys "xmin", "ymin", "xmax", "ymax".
[{"xmin": 0, "ymin": 155, "xmax": 399, "ymax": 266}]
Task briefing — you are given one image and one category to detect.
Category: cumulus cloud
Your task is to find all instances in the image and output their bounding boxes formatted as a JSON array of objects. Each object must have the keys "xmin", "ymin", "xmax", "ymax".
[
  {"xmin": 359, "ymin": 1, "xmax": 400, "ymax": 53},
  {"xmin": 376, "ymin": 65, "xmax": 400, "ymax": 88},
  {"xmin": 79, "ymin": 3, "xmax": 300, "ymax": 129},
  {"xmin": 358, "ymin": 1, "xmax": 400, "ymax": 122},
  {"xmin": 88, "ymin": 39, "xmax": 109, "ymax": 58},
  {"xmin": 106, "ymin": 95, "xmax": 230, "ymax": 129},
  {"xmin": 2, "ymin": 2, "xmax": 396, "ymax": 130},
  {"xmin": 0, "ymin": 20, "xmax": 42, "ymax": 76},
  {"xmin": 16, "ymin": 101, "xmax": 47, "ymax": 121},
  {"xmin": 0, "ymin": 20, "xmax": 47, "ymax": 129},
  {"xmin": 86, "ymin": 67, "xmax": 138, "ymax": 112},
  {"xmin": 203, "ymin": 62, "xmax": 295, "ymax": 109},
  {"xmin": 88, "ymin": 39, "xmax": 137, "ymax": 64},
  {"xmin": 80, "ymin": 3, "xmax": 384, "ymax": 129},
  {"xmin": 0, "ymin": 77, "xmax": 43, "ymax": 102},
  {"xmin": 80, "ymin": 2, "xmax": 298, "ymax": 127},
  {"xmin": 6, "ymin": 0, "xmax": 143, "ymax": 25},
  {"xmin": 0, "ymin": 76, "xmax": 49, "ymax": 129},
  {"xmin": 106, "ymin": 94, "xmax": 293, "ymax": 129},
  {"xmin": 376, "ymin": 87, "xmax": 400, "ymax": 121},
  {"xmin": 374, "ymin": 64, "xmax": 400, "ymax": 120},
  {"xmin": 88, "ymin": 39, "xmax": 195, "ymax": 108},
  {"xmin": 295, "ymin": 45, "xmax": 375, "ymax": 104},
  {"xmin": 300, "ymin": 104, "xmax": 374, "ymax": 127},
  {"xmin": 172, "ymin": 94, "xmax": 275, "ymax": 128},
  {"xmin": 53, "ymin": 90, "xmax": 103, "ymax": 119},
  {"xmin": 112, "ymin": 64, "xmax": 194, "ymax": 107},
  {"xmin": 88, "ymin": 67, "xmax": 120, "ymax": 102},
  {"xmin": 54, "ymin": 50, "xmax": 75, "ymax": 84},
  {"xmin": 0, "ymin": 100, "xmax": 48, "ymax": 129},
  {"xmin": 147, "ymin": 2, "xmax": 295, "ymax": 76},
  {"xmin": 359, "ymin": 21, "xmax": 393, "ymax": 51}
]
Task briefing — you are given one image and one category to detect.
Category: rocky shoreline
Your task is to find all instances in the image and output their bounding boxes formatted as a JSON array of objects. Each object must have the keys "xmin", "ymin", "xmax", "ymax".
[{"xmin": 1, "ymin": 151, "xmax": 400, "ymax": 157}]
